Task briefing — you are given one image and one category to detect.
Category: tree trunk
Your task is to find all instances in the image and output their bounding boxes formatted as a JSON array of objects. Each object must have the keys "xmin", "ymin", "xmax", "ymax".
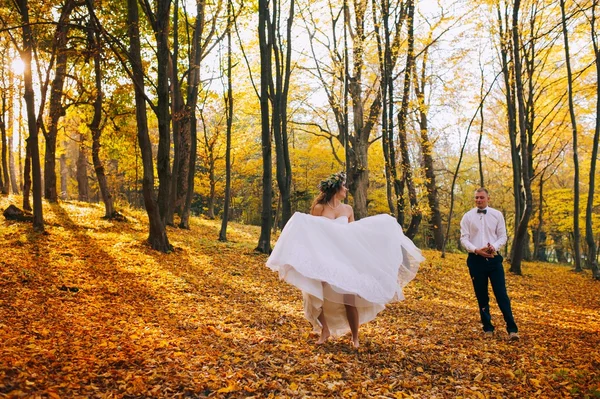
[
  {"xmin": 77, "ymin": 139, "xmax": 89, "ymax": 202},
  {"xmin": 509, "ymin": 0, "xmax": 533, "ymax": 275},
  {"xmin": 413, "ymin": 43, "xmax": 443, "ymax": 250},
  {"xmin": 0, "ymin": 93, "xmax": 8, "ymax": 194},
  {"xmin": 59, "ymin": 151, "xmax": 67, "ymax": 199},
  {"xmin": 256, "ymin": 0, "xmax": 273, "ymax": 253},
  {"xmin": 167, "ymin": 0, "xmax": 184, "ymax": 226},
  {"xmin": 553, "ymin": 234, "xmax": 569, "ymax": 263},
  {"xmin": 9, "ymin": 131, "xmax": 19, "ymax": 195},
  {"xmin": 22, "ymin": 142, "xmax": 31, "ymax": 211},
  {"xmin": 87, "ymin": 14, "xmax": 115, "ymax": 218},
  {"xmin": 44, "ymin": 0, "xmax": 75, "ymax": 203},
  {"xmin": 532, "ymin": 174, "xmax": 547, "ymax": 261},
  {"xmin": 17, "ymin": 0, "xmax": 43, "ymax": 231},
  {"xmin": 127, "ymin": 0, "xmax": 171, "ymax": 252},
  {"xmin": 373, "ymin": 0, "xmax": 407, "ymax": 220},
  {"xmin": 270, "ymin": 0, "xmax": 294, "ymax": 228},
  {"xmin": 178, "ymin": 0, "xmax": 205, "ymax": 230},
  {"xmin": 496, "ymin": 3, "xmax": 522, "ymax": 265},
  {"xmin": 560, "ymin": 0, "xmax": 582, "ymax": 272},
  {"xmin": 396, "ymin": 0, "xmax": 421, "ymax": 239},
  {"xmin": 303, "ymin": 1, "xmax": 382, "ymax": 219},
  {"xmin": 377, "ymin": 0, "xmax": 392, "ymax": 215},
  {"xmin": 219, "ymin": 2, "xmax": 233, "ymax": 242},
  {"xmin": 207, "ymin": 158, "xmax": 216, "ymax": 219},
  {"xmin": 345, "ymin": 0, "xmax": 382, "ymax": 220},
  {"xmin": 588, "ymin": 0, "xmax": 600, "ymax": 279},
  {"xmin": 153, "ymin": 0, "xmax": 172, "ymax": 225},
  {"xmin": 347, "ymin": 133, "xmax": 370, "ymax": 219}
]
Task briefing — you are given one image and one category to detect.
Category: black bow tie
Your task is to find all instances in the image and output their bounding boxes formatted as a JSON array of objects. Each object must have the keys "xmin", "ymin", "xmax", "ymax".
[{"xmin": 477, "ymin": 209, "xmax": 487, "ymax": 214}]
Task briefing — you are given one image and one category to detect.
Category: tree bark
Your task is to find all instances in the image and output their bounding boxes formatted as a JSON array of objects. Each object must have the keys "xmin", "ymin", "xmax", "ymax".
[
  {"xmin": 396, "ymin": 0, "xmax": 421, "ymax": 238},
  {"xmin": 127, "ymin": 0, "xmax": 171, "ymax": 251},
  {"xmin": 175, "ymin": 0, "xmax": 208, "ymax": 229},
  {"xmin": 0, "ymin": 93, "xmax": 8, "ymax": 194},
  {"xmin": 22, "ymin": 142, "xmax": 31, "ymax": 211},
  {"xmin": 413, "ymin": 43, "xmax": 443, "ymax": 250},
  {"xmin": 167, "ymin": 0, "xmax": 184, "ymax": 226},
  {"xmin": 44, "ymin": 0, "xmax": 76, "ymax": 203},
  {"xmin": 373, "ymin": 0, "xmax": 406, "ymax": 220},
  {"xmin": 219, "ymin": 1, "xmax": 233, "ymax": 242},
  {"xmin": 586, "ymin": 0, "xmax": 600, "ymax": 279},
  {"xmin": 269, "ymin": 0, "xmax": 294, "ymax": 228},
  {"xmin": 8, "ymin": 131, "xmax": 19, "ymax": 195},
  {"xmin": 509, "ymin": 0, "xmax": 533, "ymax": 275},
  {"xmin": 532, "ymin": 172, "xmax": 547, "ymax": 261},
  {"xmin": 496, "ymin": 3, "xmax": 521, "ymax": 264},
  {"xmin": 76, "ymin": 139, "xmax": 89, "ymax": 202},
  {"xmin": 59, "ymin": 151, "xmax": 67, "ymax": 199},
  {"xmin": 87, "ymin": 12, "xmax": 115, "ymax": 218},
  {"xmin": 345, "ymin": 0, "xmax": 382, "ymax": 219},
  {"xmin": 256, "ymin": 0, "xmax": 273, "ymax": 253},
  {"xmin": 154, "ymin": 0, "xmax": 172, "ymax": 225},
  {"xmin": 16, "ymin": 0, "xmax": 43, "ymax": 231},
  {"xmin": 560, "ymin": 0, "xmax": 582, "ymax": 272}
]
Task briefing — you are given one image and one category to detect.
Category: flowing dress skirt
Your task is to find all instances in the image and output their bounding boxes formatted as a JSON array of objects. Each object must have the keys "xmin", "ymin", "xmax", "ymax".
[{"xmin": 266, "ymin": 212, "xmax": 424, "ymax": 337}]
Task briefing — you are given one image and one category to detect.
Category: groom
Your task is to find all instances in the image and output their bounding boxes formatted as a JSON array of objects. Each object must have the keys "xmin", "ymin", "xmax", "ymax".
[{"xmin": 460, "ymin": 187, "xmax": 519, "ymax": 341}]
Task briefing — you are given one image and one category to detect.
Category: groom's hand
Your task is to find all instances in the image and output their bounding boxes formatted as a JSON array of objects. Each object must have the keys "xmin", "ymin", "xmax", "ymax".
[{"xmin": 475, "ymin": 247, "xmax": 495, "ymax": 258}]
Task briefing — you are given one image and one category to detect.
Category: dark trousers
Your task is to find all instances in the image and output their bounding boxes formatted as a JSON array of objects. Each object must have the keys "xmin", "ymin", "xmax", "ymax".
[{"xmin": 467, "ymin": 253, "xmax": 518, "ymax": 333}]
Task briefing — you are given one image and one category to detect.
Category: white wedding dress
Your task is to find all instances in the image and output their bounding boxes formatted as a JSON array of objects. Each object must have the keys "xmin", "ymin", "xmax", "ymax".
[{"xmin": 266, "ymin": 212, "xmax": 424, "ymax": 337}]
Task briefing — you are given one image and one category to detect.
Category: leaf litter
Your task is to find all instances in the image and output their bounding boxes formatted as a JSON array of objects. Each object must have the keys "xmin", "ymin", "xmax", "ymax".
[{"xmin": 0, "ymin": 197, "xmax": 599, "ymax": 398}]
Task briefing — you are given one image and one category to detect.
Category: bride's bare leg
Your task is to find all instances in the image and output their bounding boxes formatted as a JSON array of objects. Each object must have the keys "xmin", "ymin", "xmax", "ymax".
[
  {"xmin": 316, "ymin": 309, "xmax": 330, "ymax": 344},
  {"xmin": 344, "ymin": 295, "xmax": 359, "ymax": 348}
]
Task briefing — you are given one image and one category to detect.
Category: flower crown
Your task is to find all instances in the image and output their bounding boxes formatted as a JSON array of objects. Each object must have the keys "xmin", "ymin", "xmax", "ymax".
[{"xmin": 318, "ymin": 172, "xmax": 346, "ymax": 193}]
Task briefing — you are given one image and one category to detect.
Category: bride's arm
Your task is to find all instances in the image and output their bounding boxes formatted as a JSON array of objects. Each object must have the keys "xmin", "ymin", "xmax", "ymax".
[{"xmin": 348, "ymin": 205, "xmax": 355, "ymax": 222}]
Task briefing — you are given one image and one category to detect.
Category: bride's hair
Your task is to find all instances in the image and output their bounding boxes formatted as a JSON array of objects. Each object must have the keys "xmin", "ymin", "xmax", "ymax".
[{"xmin": 310, "ymin": 172, "xmax": 346, "ymax": 212}]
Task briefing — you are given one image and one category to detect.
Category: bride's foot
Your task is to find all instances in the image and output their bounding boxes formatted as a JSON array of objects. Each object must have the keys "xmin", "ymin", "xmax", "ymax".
[
  {"xmin": 316, "ymin": 329, "xmax": 330, "ymax": 344},
  {"xmin": 352, "ymin": 336, "xmax": 359, "ymax": 349}
]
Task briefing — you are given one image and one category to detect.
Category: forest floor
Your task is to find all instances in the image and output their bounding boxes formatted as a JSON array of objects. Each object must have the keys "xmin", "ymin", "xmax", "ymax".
[{"xmin": 0, "ymin": 196, "xmax": 599, "ymax": 399}]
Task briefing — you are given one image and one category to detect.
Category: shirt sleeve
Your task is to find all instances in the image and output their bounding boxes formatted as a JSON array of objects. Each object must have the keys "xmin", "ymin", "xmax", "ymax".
[
  {"xmin": 491, "ymin": 211, "xmax": 508, "ymax": 250},
  {"xmin": 460, "ymin": 213, "xmax": 476, "ymax": 253}
]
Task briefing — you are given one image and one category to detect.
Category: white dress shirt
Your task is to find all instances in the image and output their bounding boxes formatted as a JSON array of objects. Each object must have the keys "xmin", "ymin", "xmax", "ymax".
[{"xmin": 460, "ymin": 207, "xmax": 507, "ymax": 253}]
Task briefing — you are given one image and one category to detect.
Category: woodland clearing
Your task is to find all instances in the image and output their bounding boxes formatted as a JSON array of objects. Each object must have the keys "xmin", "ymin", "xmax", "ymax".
[{"xmin": 0, "ymin": 196, "xmax": 599, "ymax": 398}]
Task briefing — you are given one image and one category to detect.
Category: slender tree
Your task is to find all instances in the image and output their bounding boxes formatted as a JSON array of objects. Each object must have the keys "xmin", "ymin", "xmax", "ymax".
[
  {"xmin": 22, "ymin": 143, "xmax": 31, "ymax": 211},
  {"xmin": 269, "ymin": 0, "xmax": 295, "ymax": 228},
  {"xmin": 0, "ymin": 90, "xmax": 9, "ymax": 195},
  {"xmin": 127, "ymin": 0, "xmax": 171, "ymax": 251},
  {"xmin": 15, "ymin": 0, "xmax": 43, "ymax": 231},
  {"xmin": 8, "ymin": 79, "xmax": 18, "ymax": 194},
  {"xmin": 219, "ymin": 0, "xmax": 234, "ymax": 241},
  {"xmin": 396, "ymin": 0, "xmax": 421, "ymax": 238},
  {"xmin": 76, "ymin": 137, "xmax": 89, "ymax": 201},
  {"xmin": 413, "ymin": 33, "xmax": 443, "ymax": 250},
  {"xmin": 509, "ymin": 0, "xmax": 533, "ymax": 275},
  {"xmin": 587, "ymin": 0, "xmax": 600, "ymax": 278},
  {"xmin": 372, "ymin": 0, "xmax": 406, "ymax": 217},
  {"xmin": 256, "ymin": 0, "xmax": 273, "ymax": 253},
  {"xmin": 345, "ymin": 0, "xmax": 382, "ymax": 220},
  {"xmin": 140, "ymin": 0, "xmax": 173, "ymax": 225},
  {"xmin": 44, "ymin": 0, "xmax": 76, "ymax": 202},
  {"xmin": 560, "ymin": 0, "xmax": 581, "ymax": 272},
  {"xmin": 170, "ymin": 0, "xmax": 223, "ymax": 229},
  {"xmin": 496, "ymin": 1, "xmax": 521, "ymax": 258},
  {"xmin": 85, "ymin": 5, "xmax": 116, "ymax": 219}
]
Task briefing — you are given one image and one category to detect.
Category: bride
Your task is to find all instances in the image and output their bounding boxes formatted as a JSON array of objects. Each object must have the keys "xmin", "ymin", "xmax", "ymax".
[{"xmin": 266, "ymin": 172, "xmax": 423, "ymax": 348}]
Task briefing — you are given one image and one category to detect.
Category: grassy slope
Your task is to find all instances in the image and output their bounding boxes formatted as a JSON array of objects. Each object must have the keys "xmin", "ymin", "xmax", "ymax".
[{"xmin": 0, "ymin": 196, "xmax": 598, "ymax": 398}]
